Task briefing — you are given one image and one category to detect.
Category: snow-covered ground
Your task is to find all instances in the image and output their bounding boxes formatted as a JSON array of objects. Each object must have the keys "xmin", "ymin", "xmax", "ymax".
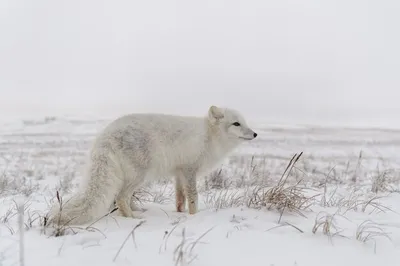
[{"xmin": 1, "ymin": 116, "xmax": 400, "ymax": 266}]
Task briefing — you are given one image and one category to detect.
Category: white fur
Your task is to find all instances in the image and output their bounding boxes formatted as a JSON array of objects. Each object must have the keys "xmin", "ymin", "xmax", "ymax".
[{"xmin": 47, "ymin": 106, "xmax": 257, "ymax": 226}]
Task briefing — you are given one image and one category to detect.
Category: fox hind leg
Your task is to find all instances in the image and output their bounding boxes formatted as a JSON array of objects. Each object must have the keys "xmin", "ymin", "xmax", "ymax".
[{"xmin": 115, "ymin": 171, "xmax": 145, "ymax": 219}]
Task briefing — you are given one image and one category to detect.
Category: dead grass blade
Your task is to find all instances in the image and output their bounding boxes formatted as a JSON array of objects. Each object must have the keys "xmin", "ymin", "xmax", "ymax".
[
  {"xmin": 112, "ymin": 220, "xmax": 146, "ymax": 262},
  {"xmin": 355, "ymin": 220, "xmax": 392, "ymax": 254}
]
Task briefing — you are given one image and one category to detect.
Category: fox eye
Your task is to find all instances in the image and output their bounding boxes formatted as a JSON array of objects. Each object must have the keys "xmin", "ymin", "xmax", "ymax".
[{"xmin": 232, "ymin": 122, "xmax": 241, "ymax": 126}]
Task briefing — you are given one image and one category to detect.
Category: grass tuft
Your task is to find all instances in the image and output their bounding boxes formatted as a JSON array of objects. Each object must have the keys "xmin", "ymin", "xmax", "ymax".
[{"xmin": 246, "ymin": 152, "xmax": 318, "ymax": 223}]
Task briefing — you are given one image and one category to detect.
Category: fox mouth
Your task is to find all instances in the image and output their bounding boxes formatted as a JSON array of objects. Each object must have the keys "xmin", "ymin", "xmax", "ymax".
[{"xmin": 239, "ymin": 137, "xmax": 254, "ymax": 140}]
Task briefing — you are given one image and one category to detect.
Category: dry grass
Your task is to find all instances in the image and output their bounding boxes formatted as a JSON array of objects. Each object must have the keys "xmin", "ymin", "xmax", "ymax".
[
  {"xmin": 311, "ymin": 211, "xmax": 348, "ymax": 243},
  {"xmin": 173, "ymin": 227, "xmax": 214, "ymax": 266},
  {"xmin": 203, "ymin": 189, "xmax": 244, "ymax": 210},
  {"xmin": 355, "ymin": 220, "xmax": 392, "ymax": 253},
  {"xmin": 43, "ymin": 191, "xmax": 75, "ymax": 237},
  {"xmin": 266, "ymin": 222, "xmax": 304, "ymax": 234},
  {"xmin": 132, "ymin": 182, "xmax": 175, "ymax": 206},
  {"xmin": 0, "ymin": 175, "xmax": 39, "ymax": 197},
  {"xmin": 204, "ymin": 168, "xmax": 231, "ymax": 190},
  {"xmin": 371, "ymin": 168, "xmax": 399, "ymax": 193},
  {"xmin": 0, "ymin": 205, "xmax": 17, "ymax": 224},
  {"xmin": 112, "ymin": 220, "xmax": 146, "ymax": 262},
  {"xmin": 0, "ymin": 199, "xmax": 43, "ymax": 235},
  {"xmin": 246, "ymin": 152, "xmax": 318, "ymax": 223},
  {"xmin": 159, "ymin": 222, "xmax": 184, "ymax": 254},
  {"xmin": 317, "ymin": 183, "xmax": 397, "ymax": 217}
]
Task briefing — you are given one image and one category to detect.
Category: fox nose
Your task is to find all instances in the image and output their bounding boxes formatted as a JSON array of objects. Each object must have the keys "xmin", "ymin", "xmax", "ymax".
[{"xmin": 253, "ymin": 132, "xmax": 258, "ymax": 138}]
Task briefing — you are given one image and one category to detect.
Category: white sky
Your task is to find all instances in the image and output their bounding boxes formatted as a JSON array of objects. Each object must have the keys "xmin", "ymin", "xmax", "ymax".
[{"xmin": 0, "ymin": 0, "xmax": 399, "ymax": 126}]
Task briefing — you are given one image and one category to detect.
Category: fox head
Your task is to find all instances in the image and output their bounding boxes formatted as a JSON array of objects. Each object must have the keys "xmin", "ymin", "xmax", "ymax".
[{"xmin": 207, "ymin": 105, "xmax": 258, "ymax": 142}]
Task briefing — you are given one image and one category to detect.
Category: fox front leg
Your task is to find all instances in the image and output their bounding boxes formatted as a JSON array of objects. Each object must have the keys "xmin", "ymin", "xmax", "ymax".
[
  {"xmin": 180, "ymin": 167, "xmax": 198, "ymax": 215},
  {"xmin": 175, "ymin": 174, "xmax": 186, "ymax": 212}
]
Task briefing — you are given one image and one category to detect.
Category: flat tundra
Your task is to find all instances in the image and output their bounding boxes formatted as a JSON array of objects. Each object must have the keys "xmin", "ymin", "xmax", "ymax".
[{"xmin": 47, "ymin": 105, "xmax": 257, "ymax": 225}]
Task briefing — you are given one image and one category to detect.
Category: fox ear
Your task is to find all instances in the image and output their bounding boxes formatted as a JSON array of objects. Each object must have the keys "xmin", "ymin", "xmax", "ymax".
[{"xmin": 208, "ymin": 105, "xmax": 224, "ymax": 123}]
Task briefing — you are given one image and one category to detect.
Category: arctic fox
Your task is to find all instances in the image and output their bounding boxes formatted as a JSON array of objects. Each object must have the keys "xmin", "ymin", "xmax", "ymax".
[{"xmin": 47, "ymin": 106, "xmax": 257, "ymax": 226}]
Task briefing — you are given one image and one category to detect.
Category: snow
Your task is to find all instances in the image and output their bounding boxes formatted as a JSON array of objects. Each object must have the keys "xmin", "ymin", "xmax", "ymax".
[{"xmin": 1, "ymin": 117, "xmax": 400, "ymax": 266}]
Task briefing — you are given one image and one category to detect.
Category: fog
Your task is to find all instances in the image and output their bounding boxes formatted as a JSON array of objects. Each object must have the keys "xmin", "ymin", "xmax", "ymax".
[{"xmin": 1, "ymin": 0, "xmax": 399, "ymax": 126}]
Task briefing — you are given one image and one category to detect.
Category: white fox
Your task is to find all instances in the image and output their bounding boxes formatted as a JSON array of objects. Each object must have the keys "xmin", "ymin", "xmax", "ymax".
[{"xmin": 47, "ymin": 106, "xmax": 257, "ymax": 225}]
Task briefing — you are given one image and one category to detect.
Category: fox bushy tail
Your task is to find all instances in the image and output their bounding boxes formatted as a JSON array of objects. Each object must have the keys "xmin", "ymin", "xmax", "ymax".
[{"xmin": 47, "ymin": 151, "xmax": 123, "ymax": 226}]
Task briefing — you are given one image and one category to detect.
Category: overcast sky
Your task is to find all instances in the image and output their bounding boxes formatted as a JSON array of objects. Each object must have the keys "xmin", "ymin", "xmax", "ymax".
[{"xmin": 0, "ymin": 0, "xmax": 399, "ymax": 126}]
